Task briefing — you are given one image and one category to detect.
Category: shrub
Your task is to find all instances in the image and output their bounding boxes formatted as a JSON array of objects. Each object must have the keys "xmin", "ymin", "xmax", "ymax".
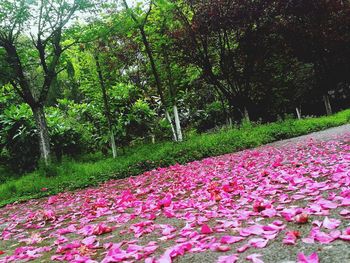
[{"xmin": 0, "ymin": 103, "xmax": 92, "ymax": 173}]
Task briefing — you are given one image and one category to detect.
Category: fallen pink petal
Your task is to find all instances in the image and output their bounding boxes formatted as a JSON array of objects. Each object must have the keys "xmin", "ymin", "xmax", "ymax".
[{"xmin": 297, "ymin": 252, "xmax": 319, "ymax": 263}]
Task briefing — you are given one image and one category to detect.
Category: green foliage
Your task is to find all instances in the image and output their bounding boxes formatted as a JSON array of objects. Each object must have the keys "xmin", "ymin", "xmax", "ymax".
[
  {"xmin": 194, "ymin": 101, "xmax": 229, "ymax": 132},
  {"xmin": 0, "ymin": 104, "xmax": 39, "ymax": 173},
  {"xmin": 0, "ymin": 102, "xmax": 94, "ymax": 172},
  {"xmin": 0, "ymin": 109, "xmax": 349, "ymax": 207}
]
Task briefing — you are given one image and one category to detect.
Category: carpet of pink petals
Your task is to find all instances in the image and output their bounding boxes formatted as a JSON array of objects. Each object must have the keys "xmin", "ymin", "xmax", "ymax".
[{"xmin": 0, "ymin": 134, "xmax": 350, "ymax": 263}]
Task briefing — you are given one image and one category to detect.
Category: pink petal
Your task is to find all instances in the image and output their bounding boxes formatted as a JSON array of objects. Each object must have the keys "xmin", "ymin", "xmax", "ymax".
[
  {"xmin": 217, "ymin": 254, "xmax": 239, "ymax": 263},
  {"xmin": 216, "ymin": 245, "xmax": 231, "ymax": 252},
  {"xmin": 283, "ymin": 232, "xmax": 298, "ymax": 245},
  {"xmin": 247, "ymin": 253, "xmax": 264, "ymax": 263},
  {"xmin": 220, "ymin": 236, "xmax": 244, "ymax": 244},
  {"xmin": 314, "ymin": 230, "xmax": 337, "ymax": 244},
  {"xmin": 261, "ymin": 209, "xmax": 277, "ymax": 218},
  {"xmin": 339, "ymin": 209, "xmax": 350, "ymax": 216},
  {"xmin": 248, "ymin": 238, "xmax": 268, "ymax": 248},
  {"xmin": 237, "ymin": 244, "xmax": 250, "ymax": 253},
  {"xmin": 322, "ymin": 217, "xmax": 341, "ymax": 230},
  {"xmin": 297, "ymin": 252, "xmax": 319, "ymax": 263},
  {"xmin": 201, "ymin": 224, "xmax": 213, "ymax": 234}
]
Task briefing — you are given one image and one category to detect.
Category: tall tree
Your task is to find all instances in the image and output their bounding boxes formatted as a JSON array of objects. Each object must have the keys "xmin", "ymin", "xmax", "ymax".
[
  {"xmin": 0, "ymin": 0, "xmax": 91, "ymax": 164},
  {"xmin": 94, "ymin": 51, "xmax": 118, "ymax": 158},
  {"xmin": 277, "ymin": 0, "xmax": 350, "ymax": 115},
  {"xmin": 172, "ymin": 0, "xmax": 274, "ymax": 121},
  {"xmin": 122, "ymin": 0, "xmax": 179, "ymax": 141}
]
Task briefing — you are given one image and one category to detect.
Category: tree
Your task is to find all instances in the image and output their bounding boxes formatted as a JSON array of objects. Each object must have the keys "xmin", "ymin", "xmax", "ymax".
[
  {"xmin": 0, "ymin": 0, "xmax": 90, "ymax": 164},
  {"xmin": 171, "ymin": 0, "xmax": 275, "ymax": 122},
  {"xmin": 122, "ymin": 0, "xmax": 180, "ymax": 141},
  {"xmin": 276, "ymin": 0, "xmax": 350, "ymax": 115},
  {"xmin": 94, "ymin": 51, "xmax": 118, "ymax": 158}
]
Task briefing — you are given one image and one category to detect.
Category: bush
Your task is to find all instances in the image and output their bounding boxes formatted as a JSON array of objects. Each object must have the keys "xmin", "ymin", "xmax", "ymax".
[
  {"xmin": 0, "ymin": 104, "xmax": 39, "ymax": 172},
  {"xmin": 194, "ymin": 101, "xmax": 228, "ymax": 132},
  {"xmin": 0, "ymin": 103, "xmax": 92, "ymax": 173}
]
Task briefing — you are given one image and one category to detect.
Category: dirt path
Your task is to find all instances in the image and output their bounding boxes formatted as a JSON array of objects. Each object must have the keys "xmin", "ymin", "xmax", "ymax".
[{"xmin": 0, "ymin": 125, "xmax": 349, "ymax": 263}]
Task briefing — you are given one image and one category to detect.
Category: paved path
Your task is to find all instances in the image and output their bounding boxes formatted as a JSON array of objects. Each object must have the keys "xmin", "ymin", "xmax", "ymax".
[
  {"xmin": 268, "ymin": 124, "xmax": 350, "ymax": 147},
  {"xmin": 0, "ymin": 125, "xmax": 349, "ymax": 263}
]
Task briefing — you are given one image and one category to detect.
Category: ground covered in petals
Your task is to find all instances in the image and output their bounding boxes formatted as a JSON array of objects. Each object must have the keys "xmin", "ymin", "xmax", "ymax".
[{"xmin": 0, "ymin": 126, "xmax": 350, "ymax": 263}]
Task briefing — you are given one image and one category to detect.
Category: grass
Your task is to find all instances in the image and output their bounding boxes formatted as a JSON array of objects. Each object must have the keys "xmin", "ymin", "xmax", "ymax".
[{"xmin": 0, "ymin": 109, "xmax": 349, "ymax": 207}]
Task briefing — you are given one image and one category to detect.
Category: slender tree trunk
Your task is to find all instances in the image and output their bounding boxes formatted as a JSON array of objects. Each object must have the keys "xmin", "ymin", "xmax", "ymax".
[
  {"xmin": 243, "ymin": 106, "xmax": 250, "ymax": 123},
  {"xmin": 95, "ymin": 54, "xmax": 117, "ymax": 158},
  {"xmin": 123, "ymin": 4, "xmax": 175, "ymax": 140},
  {"xmin": 323, "ymin": 94, "xmax": 332, "ymax": 115},
  {"xmin": 110, "ymin": 130, "xmax": 117, "ymax": 158},
  {"xmin": 165, "ymin": 110, "xmax": 177, "ymax": 141},
  {"xmin": 295, "ymin": 107, "xmax": 301, "ymax": 120},
  {"xmin": 162, "ymin": 46, "xmax": 183, "ymax": 142},
  {"xmin": 173, "ymin": 104, "xmax": 183, "ymax": 142},
  {"xmin": 32, "ymin": 105, "xmax": 51, "ymax": 165},
  {"xmin": 227, "ymin": 117, "xmax": 233, "ymax": 127},
  {"xmin": 138, "ymin": 27, "xmax": 178, "ymax": 140}
]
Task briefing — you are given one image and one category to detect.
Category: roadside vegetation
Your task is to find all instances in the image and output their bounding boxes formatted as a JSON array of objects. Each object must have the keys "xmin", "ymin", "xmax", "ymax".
[{"xmin": 1, "ymin": 109, "xmax": 349, "ymax": 207}]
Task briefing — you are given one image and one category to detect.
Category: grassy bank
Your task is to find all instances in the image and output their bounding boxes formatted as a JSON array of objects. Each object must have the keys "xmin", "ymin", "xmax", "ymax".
[{"xmin": 0, "ymin": 109, "xmax": 349, "ymax": 207}]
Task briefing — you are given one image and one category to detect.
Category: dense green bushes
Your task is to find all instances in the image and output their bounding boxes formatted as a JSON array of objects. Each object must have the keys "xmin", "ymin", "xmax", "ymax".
[
  {"xmin": 0, "ymin": 98, "xmax": 158, "ymax": 173},
  {"xmin": 0, "ymin": 109, "xmax": 349, "ymax": 207},
  {"xmin": 0, "ymin": 104, "xmax": 91, "ymax": 172}
]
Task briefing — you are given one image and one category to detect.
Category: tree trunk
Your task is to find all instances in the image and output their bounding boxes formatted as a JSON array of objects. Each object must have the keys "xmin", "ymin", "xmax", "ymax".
[
  {"xmin": 173, "ymin": 104, "xmax": 183, "ymax": 142},
  {"xmin": 95, "ymin": 53, "xmax": 117, "ymax": 158},
  {"xmin": 139, "ymin": 28, "xmax": 177, "ymax": 139},
  {"xmin": 227, "ymin": 117, "xmax": 233, "ymax": 127},
  {"xmin": 32, "ymin": 105, "xmax": 51, "ymax": 165},
  {"xmin": 110, "ymin": 130, "xmax": 117, "ymax": 158},
  {"xmin": 165, "ymin": 110, "xmax": 177, "ymax": 141},
  {"xmin": 243, "ymin": 106, "xmax": 250, "ymax": 123},
  {"xmin": 323, "ymin": 94, "xmax": 333, "ymax": 116},
  {"xmin": 295, "ymin": 107, "xmax": 301, "ymax": 120}
]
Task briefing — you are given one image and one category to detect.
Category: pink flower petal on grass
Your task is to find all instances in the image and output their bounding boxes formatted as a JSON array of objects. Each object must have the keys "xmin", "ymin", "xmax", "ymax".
[
  {"xmin": 217, "ymin": 254, "xmax": 239, "ymax": 263},
  {"xmin": 314, "ymin": 230, "xmax": 337, "ymax": 244},
  {"xmin": 283, "ymin": 231, "xmax": 299, "ymax": 245},
  {"xmin": 201, "ymin": 224, "xmax": 213, "ymax": 234},
  {"xmin": 339, "ymin": 227, "xmax": 350, "ymax": 241},
  {"xmin": 247, "ymin": 253, "xmax": 264, "ymax": 263},
  {"xmin": 240, "ymin": 225, "xmax": 264, "ymax": 236},
  {"xmin": 301, "ymin": 237, "xmax": 315, "ymax": 244},
  {"xmin": 297, "ymin": 252, "xmax": 319, "ymax": 263},
  {"xmin": 220, "ymin": 236, "xmax": 244, "ymax": 244},
  {"xmin": 82, "ymin": 236, "xmax": 97, "ymax": 247},
  {"xmin": 341, "ymin": 197, "xmax": 350, "ymax": 206},
  {"xmin": 237, "ymin": 244, "xmax": 250, "ymax": 253},
  {"xmin": 322, "ymin": 217, "xmax": 341, "ymax": 230},
  {"xmin": 339, "ymin": 209, "xmax": 350, "ymax": 216},
  {"xmin": 261, "ymin": 209, "xmax": 277, "ymax": 218},
  {"xmin": 216, "ymin": 245, "xmax": 231, "ymax": 252},
  {"xmin": 248, "ymin": 238, "xmax": 268, "ymax": 248}
]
